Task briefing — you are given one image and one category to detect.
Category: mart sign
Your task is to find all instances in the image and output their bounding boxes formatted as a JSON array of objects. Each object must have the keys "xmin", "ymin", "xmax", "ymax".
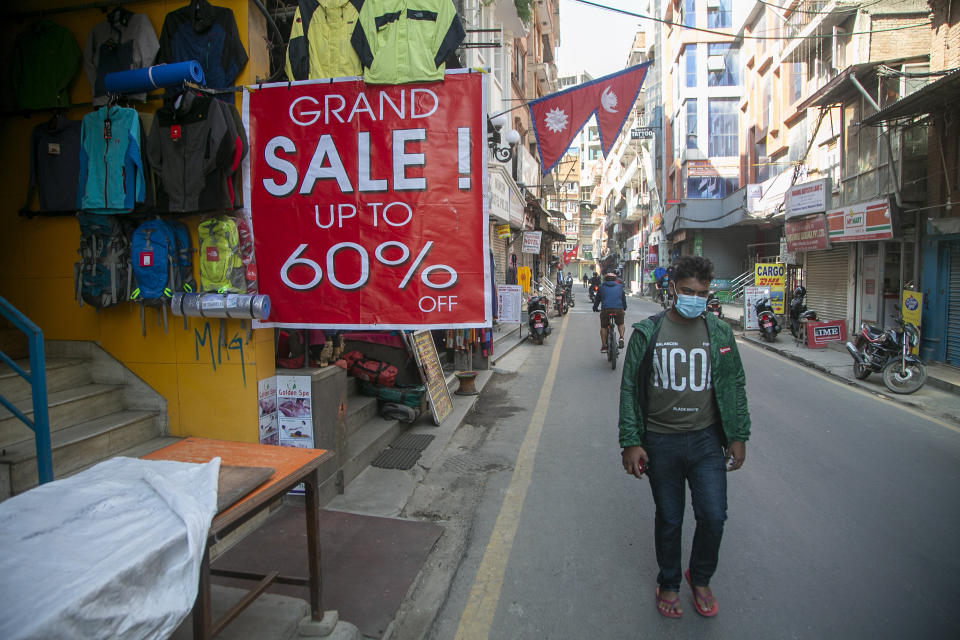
[{"xmin": 827, "ymin": 199, "xmax": 893, "ymax": 242}]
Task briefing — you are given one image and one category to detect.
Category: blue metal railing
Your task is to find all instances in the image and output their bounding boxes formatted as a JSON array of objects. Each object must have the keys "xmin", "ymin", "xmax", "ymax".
[{"xmin": 0, "ymin": 296, "xmax": 52, "ymax": 485}]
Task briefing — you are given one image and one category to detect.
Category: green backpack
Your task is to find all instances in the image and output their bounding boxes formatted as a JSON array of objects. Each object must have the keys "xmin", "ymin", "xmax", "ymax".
[{"xmin": 197, "ymin": 216, "xmax": 246, "ymax": 293}]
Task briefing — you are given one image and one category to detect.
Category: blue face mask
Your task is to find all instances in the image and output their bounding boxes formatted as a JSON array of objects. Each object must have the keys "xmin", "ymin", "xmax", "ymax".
[{"xmin": 673, "ymin": 287, "xmax": 707, "ymax": 319}]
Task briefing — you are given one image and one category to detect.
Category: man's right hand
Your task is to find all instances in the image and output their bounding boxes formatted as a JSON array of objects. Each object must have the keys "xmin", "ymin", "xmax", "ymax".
[{"xmin": 621, "ymin": 446, "xmax": 649, "ymax": 479}]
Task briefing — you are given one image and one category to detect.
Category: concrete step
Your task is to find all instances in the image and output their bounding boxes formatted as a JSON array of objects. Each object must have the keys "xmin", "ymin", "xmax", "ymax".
[
  {"xmin": 342, "ymin": 415, "xmax": 404, "ymax": 488},
  {"xmin": 0, "ymin": 383, "xmax": 125, "ymax": 448},
  {"xmin": 109, "ymin": 436, "xmax": 182, "ymax": 462},
  {"xmin": 0, "ymin": 357, "xmax": 92, "ymax": 399},
  {"xmin": 0, "ymin": 410, "xmax": 161, "ymax": 498},
  {"xmin": 345, "ymin": 393, "xmax": 379, "ymax": 437}
]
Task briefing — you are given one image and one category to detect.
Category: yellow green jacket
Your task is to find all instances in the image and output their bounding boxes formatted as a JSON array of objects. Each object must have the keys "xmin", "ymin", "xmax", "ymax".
[
  {"xmin": 285, "ymin": 0, "xmax": 363, "ymax": 81},
  {"xmin": 351, "ymin": 0, "xmax": 465, "ymax": 84}
]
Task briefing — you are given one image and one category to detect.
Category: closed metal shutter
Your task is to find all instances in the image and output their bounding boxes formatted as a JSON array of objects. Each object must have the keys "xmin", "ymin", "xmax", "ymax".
[
  {"xmin": 946, "ymin": 242, "xmax": 960, "ymax": 365},
  {"xmin": 805, "ymin": 247, "xmax": 850, "ymax": 325}
]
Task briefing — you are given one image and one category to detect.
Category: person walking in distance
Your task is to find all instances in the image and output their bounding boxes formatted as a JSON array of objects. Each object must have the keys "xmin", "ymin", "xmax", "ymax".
[{"xmin": 617, "ymin": 255, "xmax": 750, "ymax": 619}]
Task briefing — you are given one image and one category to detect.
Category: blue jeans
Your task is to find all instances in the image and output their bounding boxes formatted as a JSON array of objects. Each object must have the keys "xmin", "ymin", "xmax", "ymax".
[{"xmin": 644, "ymin": 426, "xmax": 727, "ymax": 592}]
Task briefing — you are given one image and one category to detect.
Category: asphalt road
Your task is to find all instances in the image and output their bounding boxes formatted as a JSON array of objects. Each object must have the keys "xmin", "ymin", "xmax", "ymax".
[{"xmin": 429, "ymin": 290, "xmax": 960, "ymax": 640}]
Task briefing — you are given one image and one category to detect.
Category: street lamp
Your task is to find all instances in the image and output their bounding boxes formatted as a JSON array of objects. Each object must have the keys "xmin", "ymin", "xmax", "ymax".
[{"xmin": 488, "ymin": 114, "xmax": 520, "ymax": 163}]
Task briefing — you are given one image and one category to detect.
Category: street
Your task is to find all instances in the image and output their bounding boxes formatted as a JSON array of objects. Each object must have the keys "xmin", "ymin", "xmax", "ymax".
[{"xmin": 425, "ymin": 291, "xmax": 960, "ymax": 639}]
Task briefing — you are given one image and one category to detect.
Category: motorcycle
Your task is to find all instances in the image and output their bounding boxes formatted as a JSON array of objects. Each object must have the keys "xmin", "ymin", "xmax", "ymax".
[
  {"xmin": 845, "ymin": 318, "xmax": 927, "ymax": 394},
  {"xmin": 527, "ymin": 291, "xmax": 552, "ymax": 344},
  {"xmin": 706, "ymin": 293, "xmax": 722, "ymax": 318},
  {"xmin": 755, "ymin": 297, "xmax": 781, "ymax": 342},
  {"xmin": 589, "ymin": 283, "xmax": 600, "ymax": 303},
  {"xmin": 788, "ymin": 286, "xmax": 818, "ymax": 339},
  {"xmin": 553, "ymin": 284, "xmax": 569, "ymax": 315},
  {"xmin": 565, "ymin": 277, "xmax": 575, "ymax": 307}
]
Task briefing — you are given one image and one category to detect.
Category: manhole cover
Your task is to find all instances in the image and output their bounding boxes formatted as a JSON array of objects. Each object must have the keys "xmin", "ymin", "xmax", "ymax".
[
  {"xmin": 440, "ymin": 453, "xmax": 512, "ymax": 475},
  {"xmin": 371, "ymin": 448, "xmax": 423, "ymax": 470},
  {"xmin": 390, "ymin": 433, "xmax": 436, "ymax": 451}
]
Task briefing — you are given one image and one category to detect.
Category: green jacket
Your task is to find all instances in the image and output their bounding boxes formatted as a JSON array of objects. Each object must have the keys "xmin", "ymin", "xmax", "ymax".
[
  {"xmin": 285, "ymin": 0, "xmax": 363, "ymax": 81},
  {"xmin": 618, "ymin": 312, "xmax": 751, "ymax": 449}
]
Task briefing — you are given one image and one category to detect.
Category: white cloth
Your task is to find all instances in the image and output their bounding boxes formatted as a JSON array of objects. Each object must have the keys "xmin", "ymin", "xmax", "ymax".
[{"xmin": 0, "ymin": 456, "xmax": 220, "ymax": 640}]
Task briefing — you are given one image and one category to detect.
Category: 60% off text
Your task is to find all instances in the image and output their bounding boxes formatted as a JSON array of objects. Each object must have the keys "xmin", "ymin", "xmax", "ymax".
[{"xmin": 281, "ymin": 241, "xmax": 460, "ymax": 312}]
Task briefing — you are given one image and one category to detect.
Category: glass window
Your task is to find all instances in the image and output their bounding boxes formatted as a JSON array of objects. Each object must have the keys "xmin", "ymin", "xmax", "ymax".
[
  {"xmin": 754, "ymin": 136, "xmax": 769, "ymax": 183},
  {"xmin": 707, "ymin": 0, "xmax": 731, "ymax": 28},
  {"xmin": 708, "ymin": 98, "xmax": 738, "ymax": 157},
  {"xmin": 682, "ymin": 0, "xmax": 696, "ymax": 27},
  {"xmin": 707, "ymin": 42, "xmax": 737, "ymax": 86},
  {"xmin": 589, "ymin": 147, "xmax": 602, "ymax": 160},
  {"xmin": 789, "ymin": 62, "xmax": 803, "ymax": 104},
  {"xmin": 588, "ymin": 127, "xmax": 599, "ymax": 141},
  {"xmin": 686, "ymin": 99, "xmax": 698, "ymax": 149},
  {"xmin": 685, "ymin": 44, "xmax": 697, "ymax": 88}
]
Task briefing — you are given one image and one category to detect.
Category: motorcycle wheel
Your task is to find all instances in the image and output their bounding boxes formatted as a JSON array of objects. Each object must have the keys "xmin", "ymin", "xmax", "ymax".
[
  {"xmin": 853, "ymin": 362, "xmax": 871, "ymax": 380},
  {"xmin": 881, "ymin": 359, "xmax": 927, "ymax": 394},
  {"xmin": 562, "ymin": 303, "xmax": 569, "ymax": 315}
]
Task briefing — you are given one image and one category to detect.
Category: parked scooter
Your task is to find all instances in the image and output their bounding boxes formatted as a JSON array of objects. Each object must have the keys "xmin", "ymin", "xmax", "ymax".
[
  {"xmin": 788, "ymin": 286, "xmax": 818, "ymax": 339},
  {"xmin": 553, "ymin": 284, "xmax": 569, "ymax": 315},
  {"xmin": 755, "ymin": 297, "xmax": 781, "ymax": 341},
  {"xmin": 528, "ymin": 290, "xmax": 552, "ymax": 344},
  {"xmin": 706, "ymin": 293, "xmax": 722, "ymax": 318},
  {"xmin": 845, "ymin": 317, "xmax": 926, "ymax": 394}
]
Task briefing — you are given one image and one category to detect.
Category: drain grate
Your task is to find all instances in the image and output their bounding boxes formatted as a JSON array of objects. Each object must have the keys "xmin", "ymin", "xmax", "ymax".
[
  {"xmin": 371, "ymin": 448, "xmax": 424, "ymax": 470},
  {"xmin": 390, "ymin": 433, "xmax": 436, "ymax": 451}
]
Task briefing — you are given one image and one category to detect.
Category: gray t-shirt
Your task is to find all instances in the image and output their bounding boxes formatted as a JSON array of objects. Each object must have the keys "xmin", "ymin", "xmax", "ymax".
[{"xmin": 645, "ymin": 315, "xmax": 719, "ymax": 433}]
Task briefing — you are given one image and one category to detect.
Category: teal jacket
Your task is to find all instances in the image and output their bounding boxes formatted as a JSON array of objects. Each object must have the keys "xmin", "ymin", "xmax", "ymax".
[{"xmin": 618, "ymin": 312, "xmax": 751, "ymax": 448}]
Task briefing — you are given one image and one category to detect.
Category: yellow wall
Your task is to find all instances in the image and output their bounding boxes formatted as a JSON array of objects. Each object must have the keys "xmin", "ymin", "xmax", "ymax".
[{"xmin": 0, "ymin": 1, "xmax": 275, "ymax": 442}]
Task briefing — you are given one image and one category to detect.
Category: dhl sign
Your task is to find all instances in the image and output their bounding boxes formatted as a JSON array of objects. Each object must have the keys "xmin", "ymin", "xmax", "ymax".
[{"xmin": 754, "ymin": 263, "xmax": 786, "ymax": 287}]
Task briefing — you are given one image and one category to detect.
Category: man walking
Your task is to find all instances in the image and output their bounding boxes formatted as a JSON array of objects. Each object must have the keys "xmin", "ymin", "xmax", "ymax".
[{"xmin": 618, "ymin": 255, "xmax": 750, "ymax": 619}]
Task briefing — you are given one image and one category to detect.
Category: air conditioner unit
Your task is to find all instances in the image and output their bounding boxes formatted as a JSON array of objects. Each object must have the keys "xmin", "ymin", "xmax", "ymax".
[{"xmin": 707, "ymin": 56, "xmax": 726, "ymax": 72}]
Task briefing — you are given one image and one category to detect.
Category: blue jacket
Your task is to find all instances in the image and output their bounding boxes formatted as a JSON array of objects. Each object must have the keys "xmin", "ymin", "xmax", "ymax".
[
  {"xmin": 78, "ymin": 106, "xmax": 145, "ymax": 213},
  {"xmin": 593, "ymin": 280, "xmax": 627, "ymax": 311}
]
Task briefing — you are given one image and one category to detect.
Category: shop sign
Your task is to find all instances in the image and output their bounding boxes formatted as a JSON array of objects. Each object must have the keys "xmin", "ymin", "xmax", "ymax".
[
  {"xmin": 647, "ymin": 244, "xmax": 659, "ymax": 265},
  {"xmin": 806, "ymin": 320, "xmax": 847, "ymax": 348},
  {"xmin": 522, "ymin": 231, "xmax": 542, "ymax": 253},
  {"xmin": 693, "ymin": 231, "xmax": 703, "ymax": 257},
  {"xmin": 826, "ymin": 199, "xmax": 893, "ymax": 242},
  {"xmin": 257, "ymin": 377, "xmax": 279, "ymax": 445},
  {"xmin": 746, "ymin": 184, "xmax": 763, "ymax": 213},
  {"xmin": 489, "ymin": 169, "xmax": 511, "ymax": 223},
  {"xmin": 785, "ymin": 214, "xmax": 830, "ymax": 252},
  {"xmin": 754, "ymin": 263, "xmax": 786, "ymax": 314},
  {"xmin": 630, "ymin": 127, "xmax": 655, "ymax": 140},
  {"xmin": 243, "ymin": 73, "xmax": 489, "ymax": 329},
  {"xmin": 495, "ymin": 224, "xmax": 511, "ymax": 239},
  {"xmin": 743, "ymin": 286, "xmax": 771, "ymax": 331},
  {"xmin": 496, "ymin": 284, "xmax": 522, "ymax": 324},
  {"xmin": 785, "ymin": 178, "xmax": 830, "ymax": 219},
  {"xmin": 406, "ymin": 330, "xmax": 453, "ymax": 426}
]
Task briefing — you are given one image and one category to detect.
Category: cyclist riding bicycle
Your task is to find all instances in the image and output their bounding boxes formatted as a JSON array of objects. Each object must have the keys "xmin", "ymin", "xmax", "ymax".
[
  {"xmin": 593, "ymin": 272, "xmax": 627, "ymax": 352},
  {"xmin": 655, "ymin": 271, "xmax": 671, "ymax": 305}
]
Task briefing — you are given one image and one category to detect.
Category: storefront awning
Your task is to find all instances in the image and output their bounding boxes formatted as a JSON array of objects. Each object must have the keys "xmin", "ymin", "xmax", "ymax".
[{"xmin": 859, "ymin": 68, "xmax": 960, "ymax": 126}]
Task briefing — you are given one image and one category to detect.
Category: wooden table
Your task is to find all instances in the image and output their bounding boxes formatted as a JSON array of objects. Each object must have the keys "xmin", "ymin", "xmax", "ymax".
[{"xmin": 144, "ymin": 437, "xmax": 334, "ymax": 639}]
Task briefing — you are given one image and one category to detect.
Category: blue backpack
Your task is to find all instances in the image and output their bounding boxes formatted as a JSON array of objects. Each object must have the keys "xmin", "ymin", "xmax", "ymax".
[
  {"xmin": 130, "ymin": 219, "xmax": 178, "ymax": 333},
  {"xmin": 74, "ymin": 213, "xmax": 132, "ymax": 309}
]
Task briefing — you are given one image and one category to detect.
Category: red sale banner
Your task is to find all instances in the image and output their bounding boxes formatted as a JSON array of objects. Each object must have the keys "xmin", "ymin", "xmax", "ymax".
[{"xmin": 242, "ymin": 72, "xmax": 489, "ymax": 329}]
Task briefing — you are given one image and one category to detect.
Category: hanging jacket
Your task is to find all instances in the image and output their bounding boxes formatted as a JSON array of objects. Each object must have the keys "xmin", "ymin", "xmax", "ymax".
[
  {"xmin": 77, "ymin": 106, "xmax": 146, "ymax": 214},
  {"xmin": 12, "ymin": 20, "xmax": 82, "ymax": 109},
  {"xmin": 29, "ymin": 115, "xmax": 82, "ymax": 211},
  {"xmin": 157, "ymin": 0, "xmax": 247, "ymax": 91},
  {"xmin": 84, "ymin": 9, "xmax": 160, "ymax": 106},
  {"xmin": 147, "ymin": 91, "xmax": 238, "ymax": 213},
  {"xmin": 351, "ymin": 0, "xmax": 465, "ymax": 84},
  {"xmin": 286, "ymin": 0, "xmax": 364, "ymax": 80}
]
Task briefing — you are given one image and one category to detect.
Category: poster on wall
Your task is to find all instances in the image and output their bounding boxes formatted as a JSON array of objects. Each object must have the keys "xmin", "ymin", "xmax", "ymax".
[
  {"xmin": 243, "ymin": 72, "xmax": 490, "ymax": 329},
  {"xmin": 276, "ymin": 375, "xmax": 313, "ymax": 449},
  {"xmin": 522, "ymin": 231, "xmax": 542, "ymax": 254},
  {"xmin": 743, "ymin": 286, "xmax": 771, "ymax": 331},
  {"xmin": 754, "ymin": 263, "xmax": 786, "ymax": 314},
  {"xmin": 496, "ymin": 284, "xmax": 522, "ymax": 324},
  {"xmin": 257, "ymin": 377, "xmax": 279, "ymax": 445}
]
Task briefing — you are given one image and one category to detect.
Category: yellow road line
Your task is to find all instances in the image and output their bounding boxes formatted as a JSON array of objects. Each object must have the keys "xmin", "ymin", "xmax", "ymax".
[
  {"xmin": 454, "ymin": 314, "xmax": 569, "ymax": 639},
  {"xmin": 737, "ymin": 337, "xmax": 960, "ymax": 436}
]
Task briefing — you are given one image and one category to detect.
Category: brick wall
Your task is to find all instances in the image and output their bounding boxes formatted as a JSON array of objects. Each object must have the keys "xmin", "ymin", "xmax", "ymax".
[
  {"xmin": 869, "ymin": 14, "xmax": 933, "ymax": 60},
  {"xmin": 930, "ymin": 0, "xmax": 960, "ymax": 71}
]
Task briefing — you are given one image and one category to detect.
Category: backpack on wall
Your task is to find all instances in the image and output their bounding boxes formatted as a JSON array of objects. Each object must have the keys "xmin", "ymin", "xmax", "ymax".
[
  {"xmin": 235, "ymin": 215, "xmax": 257, "ymax": 293},
  {"xmin": 198, "ymin": 216, "xmax": 246, "ymax": 293},
  {"xmin": 130, "ymin": 218, "xmax": 178, "ymax": 333},
  {"xmin": 74, "ymin": 212, "xmax": 132, "ymax": 309},
  {"xmin": 166, "ymin": 219, "xmax": 196, "ymax": 294}
]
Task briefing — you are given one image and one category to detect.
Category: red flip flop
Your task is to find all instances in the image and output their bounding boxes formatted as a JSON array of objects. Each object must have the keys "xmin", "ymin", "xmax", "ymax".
[
  {"xmin": 655, "ymin": 586, "xmax": 683, "ymax": 618},
  {"xmin": 684, "ymin": 570, "xmax": 718, "ymax": 617}
]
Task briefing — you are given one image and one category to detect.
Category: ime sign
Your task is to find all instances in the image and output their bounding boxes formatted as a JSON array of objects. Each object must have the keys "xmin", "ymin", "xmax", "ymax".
[
  {"xmin": 806, "ymin": 320, "xmax": 847, "ymax": 348},
  {"xmin": 243, "ymin": 73, "xmax": 489, "ymax": 329}
]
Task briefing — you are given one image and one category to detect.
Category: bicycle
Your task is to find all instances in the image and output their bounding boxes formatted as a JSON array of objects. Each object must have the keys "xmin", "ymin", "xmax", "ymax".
[{"xmin": 605, "ymin": 310, "xmax": 619, "ymax": 370}]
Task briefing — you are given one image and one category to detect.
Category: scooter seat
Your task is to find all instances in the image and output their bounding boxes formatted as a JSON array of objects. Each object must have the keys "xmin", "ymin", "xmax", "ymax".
[{"xmin": 862, "ymin": 324, "xmax": 885, "ymax": 340}]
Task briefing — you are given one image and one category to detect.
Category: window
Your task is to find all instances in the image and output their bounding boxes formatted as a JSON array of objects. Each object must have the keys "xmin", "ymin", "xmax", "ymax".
[
  {"xmin": 513, "ymin": 44, "xmax": 525, "ymax": 92},
  {"xmin": 706, "ymin": 0, "xmax": 731, "ymax": 28},
  {"xmin": 755, "ymin": 9, "xmax": 766, "ymax": 58},
  {"xmin": 754, "ymin": 136, "xmax": 769, "ymax": 183},
  {"xmin": 789, "ymin": 62, "xmax": 803, "ymax": 104},
  {"xmin": 589, "ymin": 147, "xmax": 602, "ymax": 160},
  {"xmin": 707, "ymin": 42, "xmax": 737, "ymax": 87},
  {"xmin": 685, "ymin": 44, "xmax": 697, "ymax": 87},
  {"xmin": 588, "ymin": 127, "xmax": 599, "ymax": 141},
  {"xmin": 686, "ymin": 99, "xmax": 698, "ymax": 149},
  {"xmin": 708, "ymin": 98, "xmax": 738, "ymax": 157},
  {"xmin": 682, "ymin": 0, "xmax": 696, "ymax": 27}
]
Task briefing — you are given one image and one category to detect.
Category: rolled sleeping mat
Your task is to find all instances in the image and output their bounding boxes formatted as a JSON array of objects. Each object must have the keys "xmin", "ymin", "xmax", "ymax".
[
  {"xmin": 170, "ymin": 293, "xmax": 270, "ymax": 320},
  {"xmin": 103, "ymin": 61, "xmax": 205, "ymax": 95}
]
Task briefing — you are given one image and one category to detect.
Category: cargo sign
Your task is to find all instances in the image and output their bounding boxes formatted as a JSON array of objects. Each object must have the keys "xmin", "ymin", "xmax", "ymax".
[
  {"xmin": 243, "ymin": 72, "xmax": 489, "ymax": 329},
  {"xmin": 785, "ymin": 214, "xmax": 830, "ymax": 252},
  {"xmin": 806, "ymin": 320, "xmax": 847, "ymax": 348},
  {"xmin": 786, "ymin": 178, "xmax": 829, "ymax": 219},
  {"xmin": 827, "ymin": 199, "xmax": 894, "ymax": 242},
  {"xmin": 754, "ymin": 263, "xmax": 785, "ymax": 314}
]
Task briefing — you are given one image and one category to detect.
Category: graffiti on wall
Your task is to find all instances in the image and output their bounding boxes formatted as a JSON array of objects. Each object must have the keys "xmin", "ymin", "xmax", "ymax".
[{"xmin": 194, "ymin": 321, "xmax": 247, "ymax": 385}]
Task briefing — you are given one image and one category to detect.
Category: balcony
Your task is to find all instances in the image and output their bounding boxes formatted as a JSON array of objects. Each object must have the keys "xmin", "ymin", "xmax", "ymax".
[
  {"xmin": 533, "ymin": 61, "xmax": 558, "ymax": 92},
  {"xmin": 780, "ymin": 0, "xmax": 860, "ymax": 63}
]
